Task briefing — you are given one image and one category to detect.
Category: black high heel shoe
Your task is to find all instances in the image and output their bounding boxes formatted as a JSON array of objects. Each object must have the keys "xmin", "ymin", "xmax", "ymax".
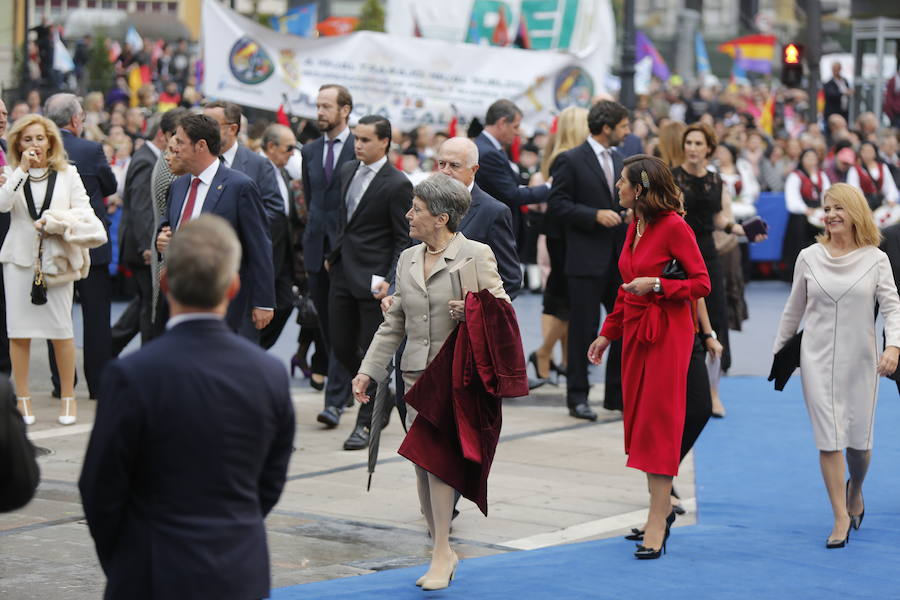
[
  {"xmin": 528, "ymin": 351, "xmax": 552, "ymax": 380},
  {"xmin": 846, "ymin": 479, "xmax": 865, "ymax": 530},
  {"xmin": 624, "ymin": 528, "xmax": 644, "ymax": 541},
  {"xmin": 290, "ymin": 354, "xmax": 311, "ymax": 379},
  {"xmin": 633, "ymin": 510, "xmax": 675, "ymax": 559},
  {"xmin": 826, "ymin": 521, "xmax": 852, "ymax": 549}
]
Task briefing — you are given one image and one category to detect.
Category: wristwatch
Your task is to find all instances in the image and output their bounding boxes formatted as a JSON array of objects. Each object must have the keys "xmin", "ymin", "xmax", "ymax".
[
  {"xmin": 700, "ymin": 331, "xmax": 718, "ymax": 341},
  {"xmin": 652, "ymin": 277, "xmax": 661, "ymax": 293}
]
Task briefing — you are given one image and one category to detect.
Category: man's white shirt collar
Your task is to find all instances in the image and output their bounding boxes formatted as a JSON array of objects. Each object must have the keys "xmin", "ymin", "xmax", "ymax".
[
  {"xmin": 482, "ymin": 130, "xmax": 503, "ymax": 151},
  {"xmin": 166, "ymin": 313, "xmax": 223, "ymax": 330},
  {"xmin": 360, "ymin": 154, "xmax": 388, "ymax": 174},
  {"xmin": 221, "ymin": 142, "xmax": 238, "ymax": 168},
  {"xmin": 586, "ymin": 136, "xmax": 611, "ymax": 158},
  {"xmin": 147, "ymin": 142, "xmax": 162, "ymax": 159},
  {"xmin": 329, "ymin": 125, "xmax": 351, "ymax": 146},
  {"xmin": 194, "ymin": 158, "xmax": 220, "ymax": 187}
]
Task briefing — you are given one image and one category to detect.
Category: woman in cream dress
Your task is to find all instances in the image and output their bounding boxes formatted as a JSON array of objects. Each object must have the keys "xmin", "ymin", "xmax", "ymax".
[
  {"xmin": 774, "ymin": 183, "xmax": 900, "ymax": 548},
  {"xmin": 352, "ymin": 174, "xmax": 508, "ymax": 590},
  {"xmin": 0, "ymin": 115, "xmax": 90, "ymax": 426}
]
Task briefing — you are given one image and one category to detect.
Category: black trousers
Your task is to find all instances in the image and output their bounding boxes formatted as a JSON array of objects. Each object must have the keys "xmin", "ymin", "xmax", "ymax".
[
  {"xmin": 681, "ymin": 336, "xmax": 713, "ymax": 461},
  {"xmin": 566, "ymin": 274, "xmax": 622, "ymax": 409},
  {"xmin": 328, "ymin": 264, "xmax": 384, "ymax": 427},
  {"xmin": 111, "ymin": 264, "xmax": 153, "ymax": 356},
  {"xmin": 49, "ymin": 265, "xmax": 111, "ymax": 398},
  {"xmin": 0, "ymin": 266, "xmax": 11, "ymax": 374},
  {"xmin": 307, "ymin": 267, "xmax": 352, "ymax": 411},
  {"xmin": 260, "ymin": 240, "xmax": 296, "ymax": 350}
]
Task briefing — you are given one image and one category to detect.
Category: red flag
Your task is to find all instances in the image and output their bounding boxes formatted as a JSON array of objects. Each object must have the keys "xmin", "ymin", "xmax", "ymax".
[
  {"xmin": 550, "ymin": 116, "xmax": 559, "ymax": 134},
  {"xmin": 448, "ymin": 116, "xmax": 458, "ymax": 137},
  {"xmin": 276, "ymin": 104, "xmax": 290, "ymax": 126},
  {"xmin": 492, "ymin": 8, "xmax": 509, "ymax": 46},
  {"xmin": 515, "ymin": 15, "xmax": 531, "ymax": 49}
]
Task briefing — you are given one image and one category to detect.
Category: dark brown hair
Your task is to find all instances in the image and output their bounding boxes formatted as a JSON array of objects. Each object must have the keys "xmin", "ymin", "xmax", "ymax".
[
  {"xmin": 682, "ymin": 121, "xmax": 717, "ymax": 158},
  {"xmin": 319, "ymin": 84, "xmax": 353, "ymax": 111},
  {"xmin": 622, "ymin": 154, "xmax": 683, "ymax": 223}
]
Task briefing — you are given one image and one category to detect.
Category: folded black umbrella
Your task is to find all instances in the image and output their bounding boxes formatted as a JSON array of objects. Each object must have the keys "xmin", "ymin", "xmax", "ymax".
[{"xmin": 769, "ymin": 331, "xmax": 802, "ymax": 391}]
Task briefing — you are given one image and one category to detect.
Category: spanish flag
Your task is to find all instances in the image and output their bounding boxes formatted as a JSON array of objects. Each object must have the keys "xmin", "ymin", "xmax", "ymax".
[{"xmin": 718, "ymin": 34, "xmax": 776, "ymax": 74}]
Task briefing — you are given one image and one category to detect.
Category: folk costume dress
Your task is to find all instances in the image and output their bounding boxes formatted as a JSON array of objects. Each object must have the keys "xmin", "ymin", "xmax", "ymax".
[{"xmin": 600, "ymin": 211, "xmax": 710, "ymax": 476}]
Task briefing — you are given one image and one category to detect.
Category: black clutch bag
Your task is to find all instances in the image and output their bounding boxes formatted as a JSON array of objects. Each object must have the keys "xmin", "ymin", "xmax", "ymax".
[
  {"xmin": 293, "ymin": 292, "xmax": 319, "ymax": 328},
  {"xmin": 768, "ymin": 331, "xmax": 802, "ymax": 391},
  {"xmin": 31, "ymin": 236, "xmax": 47, "ymax": 306},
  {"xmin": 661, "ymin": 259, "xmax": 687, "ymax": 280}
]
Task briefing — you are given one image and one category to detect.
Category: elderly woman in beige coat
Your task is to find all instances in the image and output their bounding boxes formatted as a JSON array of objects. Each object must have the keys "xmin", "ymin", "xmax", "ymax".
[{"xmin": 352, "ymin": 173, "xmax": 508, "ymax": 591}]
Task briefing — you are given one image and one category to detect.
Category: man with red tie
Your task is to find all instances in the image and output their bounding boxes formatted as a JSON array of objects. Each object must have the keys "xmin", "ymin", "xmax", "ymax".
[{"xmin": 155, "ymin": 114, "xmax": 274, "ymax": 336}]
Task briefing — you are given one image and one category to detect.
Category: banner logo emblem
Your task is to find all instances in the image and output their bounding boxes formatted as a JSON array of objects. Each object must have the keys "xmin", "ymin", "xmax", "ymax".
[
  {"xmin": 554, "ymin": 66, "xmax": 593, "ymax": 111},
  {"xmin": 229, "ymin": 37, "xmax": 275, "ymax": 85}
]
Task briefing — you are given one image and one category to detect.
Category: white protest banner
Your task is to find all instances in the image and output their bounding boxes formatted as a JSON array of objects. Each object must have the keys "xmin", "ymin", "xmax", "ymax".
[{"xmin": 201, "ymin": 0, "xmax": 614, "ymax": 131}]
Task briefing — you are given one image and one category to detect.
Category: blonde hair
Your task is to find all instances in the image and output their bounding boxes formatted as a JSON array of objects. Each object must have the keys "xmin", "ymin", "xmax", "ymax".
[
  {"xmin": 6, "ymin": 115, "xmax": 70, "ymax": 172},
  {"xmin": 657, "ymin": 121, "xmax": 686, "ymax": 167},
  {"xmin": 541, "ymin": 106, "xmax": 590, "ymax": 179},
  {"xmin": 815, "ymin": 183, "xmax": 882, "ymax": 247}
]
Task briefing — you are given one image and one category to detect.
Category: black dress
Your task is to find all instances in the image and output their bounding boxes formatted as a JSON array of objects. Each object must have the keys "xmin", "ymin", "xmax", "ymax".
[{"xmin": 672, "ymin": 167, "xmax": 732, "ymax": 371}]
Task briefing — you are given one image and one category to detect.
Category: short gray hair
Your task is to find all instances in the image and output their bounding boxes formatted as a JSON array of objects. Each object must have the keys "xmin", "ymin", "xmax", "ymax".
[
  {"xmin": 44, "ymin": 93, "xmax": 82, "ymax": 129},
  {"xmin": 166, "ymin": 215, "xmax": 242, "ymax": 309},
  {"xmin": 413, "ymin": 173, "xmax": 471, "ymax": 232},
  {"xmin": 262, "ymin": 123, "xmax": 293, "ymax": 152}
]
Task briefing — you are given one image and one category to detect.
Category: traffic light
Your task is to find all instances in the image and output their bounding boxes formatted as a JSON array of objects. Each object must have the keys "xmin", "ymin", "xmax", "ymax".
[{"xmin": 781, "ymin": 42, "xmax": 804, "ymax": 88}]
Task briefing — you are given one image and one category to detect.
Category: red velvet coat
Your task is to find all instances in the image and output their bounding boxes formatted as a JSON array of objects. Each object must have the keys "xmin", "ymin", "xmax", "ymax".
[
  {"xmin": 399, "ymin": 289, "xmax": 528, "ymax": 515},
  {"xmin": 600, "ymin": 211, "xmax": 710, "ymax": 476}
]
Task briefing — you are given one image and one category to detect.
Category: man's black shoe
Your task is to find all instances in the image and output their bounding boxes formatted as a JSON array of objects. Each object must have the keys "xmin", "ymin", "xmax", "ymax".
[
  {"xmin": 569, "ymin": 403, "xmax": 598, "ymax": 421},
  {"xmin": 343, "ymin": 425, "xmax": 370, "ymax": 450},
  {"xmin": 317, "ymin": 406, "xmax": 341, "ymax": 428}
]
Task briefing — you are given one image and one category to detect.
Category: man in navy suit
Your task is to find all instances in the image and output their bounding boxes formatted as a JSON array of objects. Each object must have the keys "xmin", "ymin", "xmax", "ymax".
[
  {"xmin": 474, "ymin": 99, "xmax": 550, "ymax": 238},
  {"xmin": 436, "ymin": 136, "xmax": 521, "ymax": 297},
  {"xmin": 0, "ymin": 99, "xmax": 10, "ymax": 374},
  {"xmin": 44, "ymin": 93, "xmax": 117, "ymax": 399},
  {"xmin": 301, "ymin": 84, "xmax": 356, "ymax": 429},
  {"xmin": 155, "ymin": 114, "xmax": 275, "ymax": 335},
  {"xmin": 81, "ymin": 215, "xmax": 294, "ymax": 600},
  {"xmin": 548, "ymin": 100, "xmax": 630, "ymax": 420},
  {"xmin": 203, "ymin": 101, "xmax": 284, "ymax": 227}
]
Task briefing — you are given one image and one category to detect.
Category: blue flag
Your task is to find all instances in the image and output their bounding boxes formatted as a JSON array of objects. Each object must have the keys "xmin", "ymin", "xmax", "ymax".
[
  {"xmin": 270, "ymin": 3, "xmax": 318, "ymax": 38},
  {"xmin": 695, "ymin": 32, "xmax": 711, "ymax": 76}
]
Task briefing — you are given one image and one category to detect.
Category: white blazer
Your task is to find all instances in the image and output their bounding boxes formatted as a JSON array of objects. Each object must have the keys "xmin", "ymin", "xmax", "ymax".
[{"xmin": 0, "ymin": 164, "xmax": 92, "ymax": 269}]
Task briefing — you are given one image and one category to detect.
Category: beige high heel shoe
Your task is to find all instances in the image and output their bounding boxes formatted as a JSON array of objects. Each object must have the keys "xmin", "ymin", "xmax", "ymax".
[
  {"xmin": 420, "ymin": 552, "xmax": 458, "ymax": 591},
  {"xmin": 58, "ymin": 397, "xmax": 77, "ymax": 425},
  {"xmin": 17, "ymin": 397, "xmax": 35, "ymax": 425}
]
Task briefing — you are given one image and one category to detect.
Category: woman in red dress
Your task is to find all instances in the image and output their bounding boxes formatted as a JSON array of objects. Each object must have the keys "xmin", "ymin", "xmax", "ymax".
[{"xmin": 589, "ymin": 155, "xmax": 710, "ymax": 559}]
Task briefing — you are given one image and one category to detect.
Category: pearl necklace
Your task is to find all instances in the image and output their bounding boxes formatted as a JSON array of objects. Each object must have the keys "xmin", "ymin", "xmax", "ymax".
[
  {"xmin": 636, "ymin": 218, "xmax": 645, "ymax": 238},
  {"xmin": 426, "ymin": 232, "xmax": 458, "ymax": 255}
]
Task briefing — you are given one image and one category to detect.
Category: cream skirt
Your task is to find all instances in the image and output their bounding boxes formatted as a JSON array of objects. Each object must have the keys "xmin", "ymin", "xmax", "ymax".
[{"xmin": 3, "ymin": 263, "xmax": 74, "ymax": 339}]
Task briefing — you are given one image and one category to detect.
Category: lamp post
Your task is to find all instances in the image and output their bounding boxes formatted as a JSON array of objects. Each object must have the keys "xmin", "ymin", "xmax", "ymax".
[{"xmin": 619, "ymin": 0, "xmax": 636, "ymax": 109}]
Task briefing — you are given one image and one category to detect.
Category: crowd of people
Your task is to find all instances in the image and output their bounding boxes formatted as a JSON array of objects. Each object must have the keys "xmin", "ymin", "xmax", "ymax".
[{"xmin": 4, "ymin": 30, "xmax": 900, "ymax": 595}]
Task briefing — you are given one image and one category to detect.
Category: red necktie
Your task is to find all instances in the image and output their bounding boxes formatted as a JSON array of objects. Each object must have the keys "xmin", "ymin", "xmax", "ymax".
[{"xmin": 178, "ymin": 178, "xmax": 202, "ymax": 229}]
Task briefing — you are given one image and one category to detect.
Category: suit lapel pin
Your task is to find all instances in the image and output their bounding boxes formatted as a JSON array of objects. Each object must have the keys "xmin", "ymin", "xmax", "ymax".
[{"xmin": 217, "ymin": 185, "xmax": 223, "ymax": 190}]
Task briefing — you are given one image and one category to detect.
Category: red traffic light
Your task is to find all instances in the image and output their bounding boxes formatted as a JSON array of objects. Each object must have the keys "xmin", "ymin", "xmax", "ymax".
[{"xmin": 784, "ymin": 43, "xmax": 801, "ymax": 64}]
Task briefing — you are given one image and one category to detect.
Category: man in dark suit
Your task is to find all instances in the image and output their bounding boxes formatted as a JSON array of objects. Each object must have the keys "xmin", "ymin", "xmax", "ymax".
[
  {"xmin": 301, "ymin": 84, "xmax": 356, "ymax": 428},
  {"xmin": 474, "ymin": 99, "xmax": 550, "ymax": 237},
  {"xmin": 44, "ymin": 93, "xmax": 117, "ymax": 399},
  {"xmin": 881, "ymin": 222, "xmax": 900, "ymax": 395},
  {"xmin": 203, "ymin": 101, "xmax": 284, "ymax": 229},
  {"xmin": 155, "ymin": 114, "xmax": 275, "ymax": 335},
  {"xmin": 548, "ymin": 100, "xmax": 630, "ymax": 420},
  {"xmin": 111, "ymin": 115, "xmax": 167, "ymax": 354},
  {"xmin": 259, "ymin": 123, "xmax": 298, "ymax": 349},
  {"xmin": 436, "ymin": 136, "xmax": 521, "ymax": 297},
  {"xmin": 824, "ymin": 61, "xmax": 852, "ymax": 127},
  {"xmin": 0, "ymin": 99, "xmax": 10, "ymax": 374},
  {"xmin": 330, "ymin": 115, "xmax": 412, "ymax": 450},
  {"xmin": 81, "ymin": 215, "xmax": 294, "ymax": 600}
]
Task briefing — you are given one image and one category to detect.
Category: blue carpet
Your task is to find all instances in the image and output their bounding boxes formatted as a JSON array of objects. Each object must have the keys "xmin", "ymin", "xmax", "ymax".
[{"xmin": 273, "ymin": 377, "xmax": 900, "ymax": 599}]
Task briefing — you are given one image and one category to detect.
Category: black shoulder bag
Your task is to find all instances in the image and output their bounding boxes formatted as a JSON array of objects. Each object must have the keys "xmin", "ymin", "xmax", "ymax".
[{"xmin": 23, "ymin": 171, "xmax": 57, "ymax": 305}]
